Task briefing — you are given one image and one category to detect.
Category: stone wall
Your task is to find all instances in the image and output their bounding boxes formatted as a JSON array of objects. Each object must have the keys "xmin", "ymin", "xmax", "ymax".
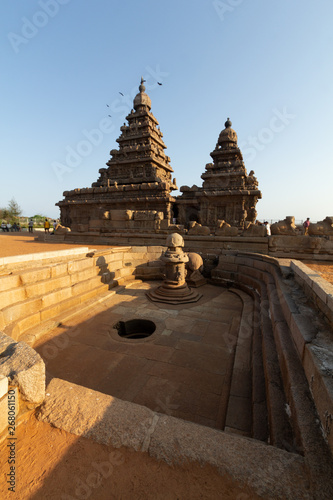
[
  {"xmin": 0, "ymin": 246, "xmax": 166, "ymax": 344},
  {"xmin": 38, "ymin": 230, "xmax": 333, "ymax": 261},
  {"xmin": 212, "ymin": 251, "xmax": 333, "ymax": 457}
]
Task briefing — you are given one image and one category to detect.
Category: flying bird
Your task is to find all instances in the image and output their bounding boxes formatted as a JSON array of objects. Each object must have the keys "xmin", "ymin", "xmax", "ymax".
[
  {"xmin": 119, "ymin": 92, "xmax": 124, "ymax": 96},
  {"xmin": 157, "ymin": 82, "xmax": 162, "ymax": 85},
  {"xmin": 106, "ymin": 104, "xmax": 110, "ymax": 107},
  {"xmin": 108, "ymin": 115, "xmax": 112, "ymax": 117}
]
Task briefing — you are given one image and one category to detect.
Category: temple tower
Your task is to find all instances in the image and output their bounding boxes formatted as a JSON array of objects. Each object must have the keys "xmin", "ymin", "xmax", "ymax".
[
  {"xmin": 57, "ymin": 78, "xmax": 177, "ymax": 231},
  {"xmin": 177, "ymin": 118, "xmax": 262, "ymax": 229}
]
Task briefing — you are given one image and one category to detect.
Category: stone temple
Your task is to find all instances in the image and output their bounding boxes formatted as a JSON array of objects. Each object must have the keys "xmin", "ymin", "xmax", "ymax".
[
  {"xmin": 57, "ymin": 77, "xmax": 177, "ymax": 232},
  {"xmin": 176, "ymin": 118, "xmax": 262, "ymax": 230}
]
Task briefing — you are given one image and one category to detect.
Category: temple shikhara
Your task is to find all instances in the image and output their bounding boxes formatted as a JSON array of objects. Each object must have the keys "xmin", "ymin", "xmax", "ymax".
[
  {"xmin": 176, "ymin": 118, "xmax": 262, "ymax": 230},
  {"xmin": 57, "ymin": 78, "xmax": 177, "ymax": 232}
]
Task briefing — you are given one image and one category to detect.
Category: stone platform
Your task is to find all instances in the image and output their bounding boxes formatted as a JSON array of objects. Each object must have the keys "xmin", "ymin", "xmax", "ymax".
[{"xmin": 33, "ymin": 282, "xmax": 249, "ymax": 433}]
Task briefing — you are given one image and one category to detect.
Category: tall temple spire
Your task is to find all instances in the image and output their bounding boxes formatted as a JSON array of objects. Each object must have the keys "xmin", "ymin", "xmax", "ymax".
[{"xmin": 57, "ymin": 77, "xmax": 177, "ymax": 228}]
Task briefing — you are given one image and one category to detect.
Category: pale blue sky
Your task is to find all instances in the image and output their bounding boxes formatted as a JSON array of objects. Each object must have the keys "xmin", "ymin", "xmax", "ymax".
[{"xmin": 1, "ymin": 0, "xmax": 332, "ymax": 221}]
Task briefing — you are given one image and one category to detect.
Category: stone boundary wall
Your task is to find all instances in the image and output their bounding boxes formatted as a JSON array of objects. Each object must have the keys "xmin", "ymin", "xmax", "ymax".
[
  {"xmin": 40, "ymin": 231, "xmax": 333, "ymax": 261},
  {"xmin": 212, "ymin": 252, "xmax": 333, "ymax": 459}
]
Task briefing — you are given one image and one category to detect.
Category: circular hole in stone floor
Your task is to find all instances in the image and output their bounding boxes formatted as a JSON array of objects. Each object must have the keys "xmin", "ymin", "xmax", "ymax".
[{"xmin": 113, "ymin": 319, "xmax": 156, "ymax": 340}]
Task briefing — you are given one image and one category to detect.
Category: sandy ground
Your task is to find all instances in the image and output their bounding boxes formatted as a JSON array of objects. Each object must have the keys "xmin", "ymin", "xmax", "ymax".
[
  {"xmin": 0, "ymin": 233, "xmax": 113, "ymax": 258},
  {"xmin": 302, "ymin": 260, "xmax": 333, "ymax": 285},
  {"xmin": 0, "ymin": 412, "xmax": 258, "ymax": 500}
]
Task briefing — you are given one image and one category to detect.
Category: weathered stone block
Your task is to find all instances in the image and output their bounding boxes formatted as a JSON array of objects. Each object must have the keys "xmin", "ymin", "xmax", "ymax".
[
  {"xmin": 12, "ymin": 312, "xmax": 41, "ymax": 340},
  {"xmin": 77, "ymin": 224, "xmax": 89, "ymax": 232},
  {"xmin": 289, "ymin": 313, "xmax": 317, "ymax": 360},
  {"xmin": 25, "ymin": 275, "xmax": 71, "ymax": 298},
  {"xmin": 71, "ymin": 277, "xmax": 103, "ymax": 296},
  {"xmin": 0, "ymin": 274, "xmax": 22, "ymax": 293},
  {"xmin": 0, "ymin": 333, "xmax": 45, "ymax": 404},
  {"xmin": 130, "ymin": 246, "xmax": 148, "ymax": 253},
  {"xmin": 328, "ymin": 294, "xmax": 333, "ymax": 314},
  {"xmin": 2, "ymin": 298, "xmax": 43, "ymax": 326},
  {"xmin": 42, "ymin": 287, "xmax": 73, "ymax": 309},
  {"xmin": 303, "ymin": 344, "xmax": 333, "ymax": 453},
  {"xmin": 38, "ymin": 378, "xmax": 156, "ymax": 449},
  {"xmin": 147, "ymin": 246, "xmax": 166, "ymax": 253},
  {"xmin": 312, "ymin": 277, "xmax": 333, "ymax": 304},
  {"xmin": 0, "ymin": 288, "xmax": 26, "ymax": 309},
  {"xmin": 40, "ymin": 296, "xmax": 82, "ymax": 321},
  {"xmin": 20, "ymin": 267, "xmax": 51, "ymax": 285},
  {"xmin": 68, "ymin": 258, "xmax": 94, "ymax": 274},
  {"xmin": 50, "ymin": 262, "xmax": 68, "ymax": 278},
  {"xmin": 70, "ymin": 267, "xmax": 99, "ymax": 285},
  {"xmin": 109, "ymin": 209, "xmax": 133, "ymax": 221}
]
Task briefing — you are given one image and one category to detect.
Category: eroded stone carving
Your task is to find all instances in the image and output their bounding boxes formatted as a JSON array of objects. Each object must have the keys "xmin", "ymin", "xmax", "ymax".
[
  {"xmin": 188, "ymin": 222, "xmax": 211, "ymax": 236},
  {"xmin": 309, "ymin": 217, "xmax": 333, "ymax": 236},
  {"xmin": 271, "ymin": 216, "xmax": 297, "ymax": 236},
  {"xmin": 215, "ymin": 220, "xmax": 238, "ymax": 236},
  {"xmin": 243, "ymin": 222, "xmax": 266, "ymax": 237},
  {"xmin": 186, "ymin": 252, "xmax": 207, "ymax": 287},
  {"xmin": 55, "ymin": 224, "xmax": 71, "ymax": 234}
]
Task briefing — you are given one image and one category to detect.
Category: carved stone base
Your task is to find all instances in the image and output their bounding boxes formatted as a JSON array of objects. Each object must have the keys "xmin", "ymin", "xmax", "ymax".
[
  {"xmin": 146, "ymin": 283, "xmax": 202, "ymax": 305},
  {"xmin": 186, "ymin": 275, "xmax": 207, "ymax": 288}
]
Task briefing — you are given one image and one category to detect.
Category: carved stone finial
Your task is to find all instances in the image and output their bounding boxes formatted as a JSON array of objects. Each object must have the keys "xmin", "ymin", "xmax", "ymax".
[
  {"xmin": 139, "ymin": 76, "xmax": 146, "ymax": 93},
  {"xmin": 225, "ymin": 117, "xmax": 232, "ymax": 128}
]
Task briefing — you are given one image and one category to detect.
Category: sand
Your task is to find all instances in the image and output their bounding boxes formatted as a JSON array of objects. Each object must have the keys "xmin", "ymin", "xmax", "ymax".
[{"xmin": 0, "ymin": 412, "xmax": 258, "ymax": 500}]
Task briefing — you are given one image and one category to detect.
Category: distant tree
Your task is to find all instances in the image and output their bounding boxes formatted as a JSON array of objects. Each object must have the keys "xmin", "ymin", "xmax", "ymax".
[
  {"xmin": 7, "ymin": 198, "xmax": 22, "ymax": 221},
  {"xmin": 0, "ymin": 207, "xmax": 9, "ymax": 220}
]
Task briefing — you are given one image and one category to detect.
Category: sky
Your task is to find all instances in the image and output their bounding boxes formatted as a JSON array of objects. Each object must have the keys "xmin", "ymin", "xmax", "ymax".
[{"xmin": 1, "ymin": 0, "xmax": 332, "ymax": 222}]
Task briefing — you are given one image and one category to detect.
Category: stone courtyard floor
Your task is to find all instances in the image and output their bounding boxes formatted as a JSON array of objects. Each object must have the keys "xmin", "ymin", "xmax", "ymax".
[{"xmin": 33, "ymin": 282, "xmax": 246, "ymax": 432}]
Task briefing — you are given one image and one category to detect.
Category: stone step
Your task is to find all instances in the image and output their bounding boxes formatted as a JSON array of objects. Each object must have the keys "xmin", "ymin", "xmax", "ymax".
[
  {"xmin": 260, "ymin": 302, "xmax": 295, "ymax": 451},
  {"xmin": 251, "ymin": 295, "xmax": 269, "ymax": 442},
  {"xmin": 19, "ymin": 278, "xmax": 141, "ymax": 346},
  {"xmin": 2, "ymin": 275, "xmax": 111, "ymax": 339},
  {"xmin": 224, "ymin": 289, "xmax": 253, "ymax": 437}
]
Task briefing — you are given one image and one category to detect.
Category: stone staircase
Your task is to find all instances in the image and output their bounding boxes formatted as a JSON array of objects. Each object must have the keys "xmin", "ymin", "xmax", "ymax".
[
  {"xmin": 212, "ymin": 251, "xmax": 333, "ymax": 492},
  {"xmin": 0, "ymin": 248, "xmax": 137, "ymax": 344}
]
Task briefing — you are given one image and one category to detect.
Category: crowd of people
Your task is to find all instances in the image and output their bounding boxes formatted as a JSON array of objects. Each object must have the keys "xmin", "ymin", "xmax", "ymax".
[
  {"xmin": 1, "ymin": 218, "xmax": 59, "ymax": 233},
  {"xmin": 1, "ymin": 222, "xmax": 21, "ymax": 232}
]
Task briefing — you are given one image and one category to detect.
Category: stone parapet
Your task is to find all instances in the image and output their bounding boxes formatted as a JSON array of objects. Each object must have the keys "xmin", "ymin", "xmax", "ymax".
[
  {"xmin": 40, "ymin": 231, "xmax": 333, "ymax": 261},
  {"xmin": 212, "ymin": 251, "xmax": 333, "ymax": 471}
]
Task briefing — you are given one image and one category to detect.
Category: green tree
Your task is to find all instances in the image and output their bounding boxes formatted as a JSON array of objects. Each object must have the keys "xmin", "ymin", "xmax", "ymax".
[
  {"xmin": 0, "ymin": 207, "xmax": 9, "ymax": 220},
  {"xmin": 7, "ymin": 198, "xmax": 22, "ymax": 221}
]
